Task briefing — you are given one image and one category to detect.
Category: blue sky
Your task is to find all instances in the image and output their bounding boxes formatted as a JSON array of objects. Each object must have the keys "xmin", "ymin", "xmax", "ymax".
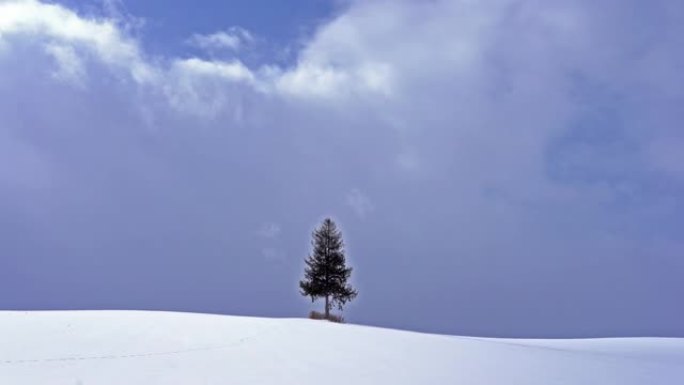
[{"xmin": 0, "ymin": 0, "xmax": 683, "ymax": 338}]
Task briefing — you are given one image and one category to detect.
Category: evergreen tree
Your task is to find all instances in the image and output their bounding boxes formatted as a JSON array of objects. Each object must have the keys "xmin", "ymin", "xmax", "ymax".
[{"xmin": 299, "ymin": 218, "xmax": 358, "ymax": 319}]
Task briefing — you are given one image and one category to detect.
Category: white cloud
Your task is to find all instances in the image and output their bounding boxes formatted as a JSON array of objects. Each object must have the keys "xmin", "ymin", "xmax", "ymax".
[
  {"xmin": 395, "ymin": 150, "xmax": 422, "ymax": 175},
  {"xmin": 44, "ymin": 43, "xmax": 85, "ymax": 85},
  {"xmin": 261, "ymin": 247, "xmax": 284, "ymax": 262},
  {"xmin": 0, "ymin": 0, "xmax": 154, "ymax": 83},
  {"xmin": 273, "ymin": 0, "xmax": 497, "ymax": 99},
  {"xmin": 172, "ymin": 57, "xmax": 254, "ymax": 83},
  {"xmin": 276, "ymin": 61, "xmax": 393, "ymax": 99},
  {"xmin": 276, "ymin": 63, "xmax": 350, "ymax": 98},
  {"xmin": 0, "ymin": 0, "xmax": 679, "ymax": 199},
  {"xmin": 0, "ymin": 1, "xmax": 263, "ymax": 116},
  {"xmin": 346, "ymin": 189, "xmax": 374, "ymax": 219},
  {"xmin": 257, "ymin": 222, "xmax": 281, "ymax": 239},
  {"xmin": 162, "ymin": 58, "xmax": 255, "ymax": 117},
  {"xmin": 258, "ymin": 223, "xmax": 282, "ymax": 262},
  {"xmin": 187, "ymin": 27, "xmax": 253, "ymax": 52}
]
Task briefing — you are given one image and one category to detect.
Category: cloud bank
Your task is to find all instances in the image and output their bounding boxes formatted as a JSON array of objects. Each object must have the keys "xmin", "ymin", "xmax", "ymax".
[{"xmin": 0, "ymin": 0, "xmax": 682, "ymax": 337}]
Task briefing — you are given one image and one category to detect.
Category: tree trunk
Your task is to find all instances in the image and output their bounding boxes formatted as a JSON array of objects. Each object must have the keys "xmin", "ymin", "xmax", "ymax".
[{"xmin": 325, "ymin": 295, "xmax": 330, "ymax": 319}]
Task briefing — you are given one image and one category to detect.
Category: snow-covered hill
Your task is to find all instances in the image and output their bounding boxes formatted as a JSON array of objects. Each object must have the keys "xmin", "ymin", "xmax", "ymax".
[{"xmin": 1, "ymin": 311, "xmax": 682, "ymax": 384}]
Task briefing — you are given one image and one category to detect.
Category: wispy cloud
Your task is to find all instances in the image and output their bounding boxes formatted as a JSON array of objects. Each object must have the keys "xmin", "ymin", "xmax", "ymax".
[
  {"xmin": 187, "ymin": 27, "xmax": 254, "ymax": 52},
  {"xmin": 257, "ymin": 222, "xmax": 281, "ymax": 239},
  {"xmin": 0, "ymin": 0, "xmax": 155, "ymax": 83},
  {"xmin": 44, "ymin": 43, "xmax": 86, "ymax": 86},
  {"xmin": 346, "ymin": 189, "xmax": 374, "ymax": 219},
  {"xmin": 261, "ymin": 247, "xmax": 285, "ymax": 262}
]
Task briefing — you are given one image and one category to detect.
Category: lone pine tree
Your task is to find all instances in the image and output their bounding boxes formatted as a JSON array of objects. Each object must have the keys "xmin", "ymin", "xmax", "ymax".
[{"xmin": 299, "ymin": 218, "xmax": 358, "ymax": 319}]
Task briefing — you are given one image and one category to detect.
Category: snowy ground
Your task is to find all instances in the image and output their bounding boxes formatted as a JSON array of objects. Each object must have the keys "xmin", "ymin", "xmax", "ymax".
[{"xmin": 1, "ymin": 311, "xmax": 683, "ymax": 384}]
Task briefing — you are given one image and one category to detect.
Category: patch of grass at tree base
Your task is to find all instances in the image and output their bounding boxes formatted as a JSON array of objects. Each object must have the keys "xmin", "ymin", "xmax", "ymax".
[{"xmin": 309, "ymin": 310, "xmax": 345, "ymax": 323}]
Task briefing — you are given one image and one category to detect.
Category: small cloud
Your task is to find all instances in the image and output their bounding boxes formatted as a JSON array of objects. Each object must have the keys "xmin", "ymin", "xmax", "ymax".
[
  {"xmin": 172, "ymin": 57, "xmax": 254, "ymax": 82},
  {"xmin": 261, "ymin": 247, "xmax": 285, "ymax": 262},
  {"xmin": 396, "ymin": 150, "xmax": 421, "ymax": 174},
  {"xmin": 45, "ymin": 44, "xmax": 86, "ymax": 86},
  {"xmin": 187, "ymin": 27, "xmax": 254, "ymax": 52},
  {"xmin": 346, "ymin": 189, "xmax": 374, "ymax": 219},
  {"xmin": 257, "ymin": 222, "xmax": 281, "ymax": 238}
]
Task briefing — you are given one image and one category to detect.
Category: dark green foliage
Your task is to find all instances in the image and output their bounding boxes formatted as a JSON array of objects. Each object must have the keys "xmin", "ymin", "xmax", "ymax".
[{"xmin": 299, "ymin": 218, "xmax": 358, "ymax": 318}]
